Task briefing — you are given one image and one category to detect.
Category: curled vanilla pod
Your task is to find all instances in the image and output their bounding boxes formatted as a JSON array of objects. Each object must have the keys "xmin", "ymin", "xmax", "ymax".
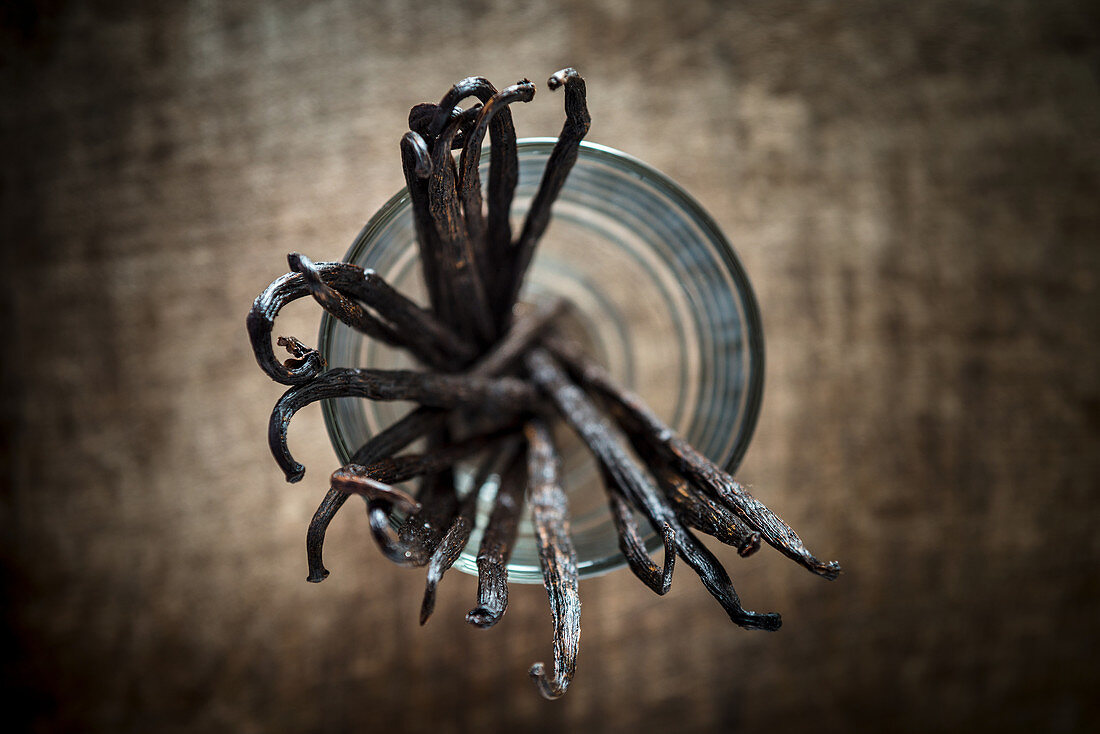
[
  {"xmin": 426, "ymin": 77, "xmax": 499, "ymax": 139},
  {"xmin": 289, "ymin": 252, "xmax": 479, "ymax": 370},
  {"xmin": 305, "ymin": 407, "xmax": 450, "ymax": 582},
  {"xmin": 268, "ymin": 368, "xmax": 540, "ymax": 482},
  {"xmin": 420, "ymin": 440, "xmax": 521, "ymax": 625},
  {"xmin": 336, "ymin": 424, "xmax": 519, "ymax": 567},
  {"xmin": 605, "ymin": 479, "xmax": 676, "ymax": 595},
  {"xmin": 427, "ymin": 106, "xmax": 497, "ymax": 345},
  {"xmin": 246, "ymin": 261, "xmax": 387, "ymax": 385},
  {"xmin": 400, "ymin": 130, "xmax": 446, "ymax": 314},
  {"xmin": 525, "ymin": 418, "xmax": 580, "ymax": 700},
  {"xmin": 423, "ymin": 77, "xmax": 523, "ymax": 268},
  {"xmin": 285, "ymin": 252, "xmax": 423, "ymax": 356},
  {"xmin": 544, "ymin": 334, "xmax": 840, "ymax": 580},
  {"xmin": 525, "ymin": 347, "xmax": 780, "ymax": 631},
  {"xmin": 466, "ymin": 444, "xmax": 528, "ymax": 629},
  {"xmin": 365, "ymin": 428, "xmax": 460, "ymax": 567},
  {"xmin": 409, "ymin": 103, "xmax": 472, "ymax": 150},
  {"xmin": 499, "ymin": 69, "xmax": 590, "ymax": 322},
  {"xmin": 351, "ymin": 268, "xmax": 478, "ymax": 368},
  {"xmin": 457, "ymin": 80, "xmax": 536, "ymax": 293}
]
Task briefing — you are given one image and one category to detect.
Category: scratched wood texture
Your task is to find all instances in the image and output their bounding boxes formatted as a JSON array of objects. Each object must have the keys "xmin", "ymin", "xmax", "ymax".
[{"xmin": 2, "ymin": 1, "xmax": 1098, "ymax": 732}]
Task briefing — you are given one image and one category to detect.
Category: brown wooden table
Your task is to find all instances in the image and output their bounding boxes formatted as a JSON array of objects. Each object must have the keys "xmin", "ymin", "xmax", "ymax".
[{"xmin": 3, "ymin": 2, "xmax": 1098, "ymax": 732}]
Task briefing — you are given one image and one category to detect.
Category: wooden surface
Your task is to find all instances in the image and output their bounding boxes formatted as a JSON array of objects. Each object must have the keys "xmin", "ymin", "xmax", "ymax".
[{"xmin": 2, "ymin": 1, "xmax": 1098, "ymax": 732}]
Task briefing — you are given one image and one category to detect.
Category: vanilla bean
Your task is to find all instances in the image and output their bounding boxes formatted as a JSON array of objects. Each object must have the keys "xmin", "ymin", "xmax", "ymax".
[
  {"xmin": 424, "ymin": 78, "xmax": 523, "ymax": 266},
  {"xmin": 652, "ymin": 455, "xmax": 761, "ymax": 557},
  {"xmin": 311, "ymin": 313, "xmax": 563, "ymax": 579},
  {"xmin": 605, "ymin": 481, "xmax": 676, "ymax": 595},
  {"xmin": 526, "ymin": 348, "xmax": 780, "ymax": 630},
  {"xmin": 524, "ymin": 418, "xmax": 580, "ymax": 700},
  {"xmin": 247, "ymin": 261, "xmax": 389, "ymax": 385},
  {"xmin": 457, "ymin": 81, "xmax": 536, "ymax": 295},
  {"xmin": 332, "ymin": 422, "xmax": 519, "ymax": 490},
  {"xmin": 284, "ymin": 252, "xmax": 427, "ymax": 358},
  {"xmin": 500, "ymin": 69, "xmax": 590, "ymax": 322},
  {"xmin": 466, "ymin": 445, "xmax": 528, "ymax": 629},
  {"xmin": 428, "ymin": 106, "xmax": 496, "ymax": 344},
  {"xmin": 366, "ymin": 429, "xmax": 460, "ymax": 567},
  {"xmin": 347, "ymin": 428, "xmax": 516, "ymax": 568},
  {"xmin": 269, "ymin": 368, "xmax": 540, "ymax": 482},
  {"xmin": 544, "ymin": 334, "xmax": 840, "ymax": 580},
  {"xmin": 419, "ymin": 440, "xmax": 520, "ymax": 625},
  {"xmin": 427, "ymin": 77, "xmax": 499, "ymax": 139},
  {"xmin": 400, "ymin": 130, "xmax": 446, "ymax": 314},
  {"xmin": 425, "ymin": 79, "xmax": 520, "ymax": 272},
  {"xmin": 409, "ymin": 103, "xmax": 471, "ymax": 150},
  {"xmin": 290, "ymin": 252, "xmax": 480, "ymax": 370},
  {"xmin": 352, "ymin": 268, "xmax": 479, "ymax": 368},
  {"xmin": 398, "ymin": 457, "xmax": 459, "ymax": 560},
  {"xmin": 305, "ymin": 407, "xmax": 450, "ymax": 582}
]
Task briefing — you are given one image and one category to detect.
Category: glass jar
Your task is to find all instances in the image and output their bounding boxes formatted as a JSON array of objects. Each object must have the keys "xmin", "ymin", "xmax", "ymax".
[{"xmin": 319, "ymin": 138, "xmax": 764, "ymax": 583}]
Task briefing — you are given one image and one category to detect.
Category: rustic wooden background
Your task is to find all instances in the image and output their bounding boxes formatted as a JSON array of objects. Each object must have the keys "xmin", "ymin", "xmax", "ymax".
[{"xmin": 2, "ymin": 1, "xmax": 1098, "ymax": 732}]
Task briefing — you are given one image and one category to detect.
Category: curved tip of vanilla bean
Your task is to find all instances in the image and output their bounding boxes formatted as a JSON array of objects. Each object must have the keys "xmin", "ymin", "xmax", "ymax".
[
  {"xmin": 813, "ymin": 559, "xmax": 843, "ymax": 580},
  {"xmin": 268, "ymin": 397, "xmax": 307, "ymax": 482},
  {"xmin": 401, "ymin": 131, "xmax": 432, "ymax": 178},
  {"xmin": 287, "ymin": 252, "xmax": 321, "ymax": 282},
  {"xmin": 547, "ymin": 68, "xmax": 579, "ymax": 90},
  {"xmin": 657, "ymin": 521, "xmax": 676, "ymax": 595},
  {"xmin": 465, "ymin": 606, "xmax": 502, "ymax": 629},
  {"xmin": 306, "ymin": 567, "xmax": 330, "ymax": 583},
  {"xmin": 738, "ymin": 531, "xmax": 763, "ymax": 558},
  {"xmin": 529, "ymin": 662, "xmax": 568, "ymax": 700}
]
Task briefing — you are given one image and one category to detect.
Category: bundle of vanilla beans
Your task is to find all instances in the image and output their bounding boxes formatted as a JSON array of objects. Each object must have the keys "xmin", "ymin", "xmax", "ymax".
[{"xmin": 246, "ymin": 69, "xmax": 839, "ymax": 700}]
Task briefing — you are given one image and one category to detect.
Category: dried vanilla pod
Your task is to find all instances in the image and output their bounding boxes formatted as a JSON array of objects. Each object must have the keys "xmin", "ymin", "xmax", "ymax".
[
  {"xmin": 457, "ymin": 81, "xmax": 537, "ymax": 295},
  {"xmin": 268, "ymin": 368, "xmax": 541, "ymax": 482},
  {"xmin": 466, "ymin": 445, "xmax": 529, "ymax": 629},
  {"xmin": 400, "ymin": 130, "xmax": 446, "ymax": 313},
  {"xmin": 427, "ymin": 105, "xmax": 497, "ymax": 345},
  {"xmin": 525, "ymin": 347, "xmax": 781, "ymax": 631},
  {"xmin": 286, "ymin": 252, "xmax": 411, "ymax": 353},
  {"xmin": 525, "ymin": 418, "xmax": 580, "ymax": 700},
  {"xmin": 306, "ymin": 407, "xmax": 450, "ymax": 582},
  {"xmin": 308, "ymin": 304, "xmax": 567, "ymax": 581},
  {"xmin": 331, "ymin": 420, "xmax": 521, "ymax": 491},
  {"xmin": 395, "ymin": 451, "xmax": 460, "ymax": 564},
  {"xmin": 366, "ymin": 430, "xmax": 461, "ymax": 567},
  {"xmin": 420, "ymin": 441, "xmax": 521, "ymax": 625},
  {"xmin": 244, "ymin": 68, "xmax": 839, "ymax": 701},
  {"xmin": 650, "ymin": 453, "xmax": 761, "ymax": 557},
  {"xmin": 409, "ymin": 103, "xmax": 472, "ymax": 150},
  {"xmin": 247, "ymin": 260, "xmax": 383, "ymax": 385},
  {"xmin": 289, "ymin": 252, "xmax": 478, "ymax": 369},
  {"xmin": 543, "ymin": 333, "xmax": 840, "ymax": 579},
  {"xmin": 499, "ymin": 68, "xmax": 590, "ymax": 321},
  {"xmin": 463, "ymin": 296, "xmax": 567, "ymax": 378},
  {"xmin": 605, "ymin": 483, "xmax": 676, "ymax": 595},
  {"xmin": 424, "ymin": 76, "xmax": 523, "ymax": 274}
]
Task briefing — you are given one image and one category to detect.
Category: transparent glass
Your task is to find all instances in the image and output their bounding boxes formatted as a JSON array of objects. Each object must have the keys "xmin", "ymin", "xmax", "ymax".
[{"xmin": 319, "ymin": 139, "xmax": 764, "ymax": 583}]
